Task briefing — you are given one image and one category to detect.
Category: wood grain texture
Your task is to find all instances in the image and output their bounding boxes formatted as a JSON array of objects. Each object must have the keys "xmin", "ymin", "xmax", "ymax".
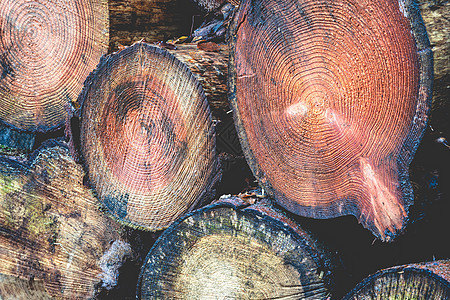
[
  {"xmin": 0, "ymin": 274, "xmax": 50, "ymax": 299},
  {"xmin": 343, "ymin": 260, "xmax": 450, "ymax": 299},
  {"xmin": 79, "ymin": 42, "xmax": 220, "ymax": 231},
  {"xmin": 137, "ymin": 196, "xmax": 336, "ymax": 299},
  {"xmin": 0, "ymin": 0, "xmax": 108, "ymax": 132},
  {"xmin": 228, "ymin": 0, "xmax": 433, "ymax": 241},
  {"xmin": 0, "ymin": 141, "xmax": 129, "ymax": 298}
]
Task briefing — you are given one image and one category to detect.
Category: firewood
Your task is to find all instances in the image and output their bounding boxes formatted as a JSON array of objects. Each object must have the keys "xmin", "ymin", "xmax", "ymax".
[
  {"xmin": 76, "ymin": 42, "xmax": 220, "ymax": 231},
  {"xmin": 343, "ymin": 260, "xmax": 450, "ymax": 299},
  {"xmin": 228, "ymin": 0, "xmax": 433, "ymax": 241},
  {"xmin": 137, "ymin": 196, "xmax": 337, "ymax": 299},
  {"xmin": 0, "ymin": 140, "xmax": 130, "ymax": 298},
  {"xmin": 0, "ymin": 0, "xmax": 108, "ymax": 134}
]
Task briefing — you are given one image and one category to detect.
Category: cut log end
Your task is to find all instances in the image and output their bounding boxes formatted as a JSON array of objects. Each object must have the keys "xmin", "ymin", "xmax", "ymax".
[
  {"xmin": 0, "ymin": 141, "xmax": 127, "ymax": 298},
  {"xmin": 79, "ymin": 42, "xmax": 220, "ymax": 231},
  {"xmin": 138, "ymin": 197, "xmax": 336, "ymax": 299},
  {"xmin": 0, "ymin": 0, "xmax": 108, "ymax": 132},
  {"xmin": 228, "ymin": 0, "xmax": 432, "ymax": 241},
  {"xmin": 343, "ymin": 260, "xmax": 450, "ymax": 299}
]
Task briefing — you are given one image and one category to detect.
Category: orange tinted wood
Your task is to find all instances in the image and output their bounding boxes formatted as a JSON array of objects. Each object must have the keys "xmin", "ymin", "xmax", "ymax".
[
  {"xmin": 229, "ymin": 0, "xmax": 432, "ymax": 241},
  {"xmin": 79, "ymin": 42, "xmax": 220, "ymax": 231},
  {"xmin": 0, "ymin": 0, "xmax": 108, "ymax": 132}
]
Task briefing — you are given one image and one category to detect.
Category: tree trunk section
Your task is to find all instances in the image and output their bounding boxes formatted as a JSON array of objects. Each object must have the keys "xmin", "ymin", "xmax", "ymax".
[
  {"xmin": 0, "ymin": 0, "xmax": 108, "ymax": 133},
  {"xmin": 0, "ymin": 140, "xmax": 130, "ymax": 298},
  {"xmin": 228, "ymin": 0, "xmax": 433, "ymax": 242},
  {"xmin": 76, "ymin": 42, "xmax": 221, "ymax": 231},
  {"xmin": 137, "ymin": 195, "xmax": 337, "ymax": 299},
  {"xmin": 0, "ymin": 0, "xmax": 108, "ymax": 154},
  {"xmin": 343, "ymin": 260, "xmax": 450, "ymax": 299}
]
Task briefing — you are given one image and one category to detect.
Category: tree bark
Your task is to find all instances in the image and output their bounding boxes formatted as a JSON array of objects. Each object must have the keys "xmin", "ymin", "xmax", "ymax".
[
  {"xmin": 419, "ymin": 0, "xmax": 449, "ymax": 136},
  {"xmin": 108, "ymin": 0, "xmax": 201, "ymax": 52},
  {"xmin": 138, "ymin": 195, "xmax": 337, "ymax": 299},
  {"xmin": 75, "ymin": 42, "xmax": 221, "ymax": 231},
  {"xmin": 0, "ymin": 140, "xmax": 130, "ymax": 298},
  {"xmin": 192, "ymin": 0, "xmax": 239, "ymax": 12},
  {"xmin": 343, "ymin": 260, "xmax": 450, "ymax": 299},
  {"xmin": 167, "ymin": 43, "xmax": 229, "ymax": 121},
  {"xmin": 228, "ymin": 0, "xmax": 433, "ymax": 242},
  {"xmin": 164, "ymin": 43, "xmax": 255, "ymax": 196}
]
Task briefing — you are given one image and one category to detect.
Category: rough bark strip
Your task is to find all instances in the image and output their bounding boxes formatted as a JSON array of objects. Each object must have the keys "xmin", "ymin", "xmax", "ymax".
[
  {"xmin": 0, "ymin": 0, "xmax": 108, "ymax": 133},
  {"xmin": 137, "ymin": 196, "xmax": 336, "ymax": 299},
  {"xmin": 78, "ymin": 42, "xmax": 220, "ymax": 231},
  {"xmin": 0, "ymin": 140, "xmax": 129, "ymax": 298},
  {"xmin": 343, "ymin": 260, "xmax": 450, "ymax": 299},
  {"xmin": 193, "ymin": 0, "xmax": 239, "ymax": 12},
  {"xmin": 166, "ymin": 43, "xmax": 229, "ymax": 121},
  {"xmin": 108, "ymin": 0, "xmax": 201, "ymax": 52},
  {"xmin": 228, "ymin": 0, "xmax": 433, "ymax": 241},
  {"xmin": 419, "ymin": 0, "xmax": 449, "ymax": 138}
]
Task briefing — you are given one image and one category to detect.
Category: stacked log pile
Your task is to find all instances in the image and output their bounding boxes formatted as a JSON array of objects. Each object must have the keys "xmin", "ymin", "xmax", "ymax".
[{"xmin": 0, "ymin": 0, "xmax": 448, "ymax": 298}]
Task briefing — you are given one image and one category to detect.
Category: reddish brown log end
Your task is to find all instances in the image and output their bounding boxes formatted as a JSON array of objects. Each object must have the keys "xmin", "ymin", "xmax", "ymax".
[
  {"xmin": 343, "ymin": 260, "xmax": 450, "ymax": 299},
  {"xmin": 228, "ymin": 0, "xmax": 433, "ymax": 241},
  {"xmin": 79, "ymin": 42, "xmax": 220, "ymax": 231},
  {"xmin": 0, "ymin": 0, "xmax": 108, "ymax": 132}
]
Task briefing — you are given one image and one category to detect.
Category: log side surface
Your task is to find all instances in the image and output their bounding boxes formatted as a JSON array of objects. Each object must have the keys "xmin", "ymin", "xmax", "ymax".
[
  {"xmin": 0, "ymin": 0, "xmax": 108, "ymax": 132},
  {"xmin": 79, "ymin": 42, "xmax": 220, "ymax": 231},
  {"xmin": 343, "ymin": 260, "xmax": 450, "ymax": 299},
  {"xmin": 138, "ymin": 196, "xmax": 336, "ymax": 299},
  {"xmin": 0, "ymin": 141, "xmax": 129, "ymax": 298},
  {"xmin": 167, "ymin": 43, "xmax": 229, "ymax": 121},
  {"xmin": 228, "ymin": 0, "xmax": 433, "ymax": 241},
  {"xmin": 108, "ymin": 0, "xmax": 200, "ymax": 52}
]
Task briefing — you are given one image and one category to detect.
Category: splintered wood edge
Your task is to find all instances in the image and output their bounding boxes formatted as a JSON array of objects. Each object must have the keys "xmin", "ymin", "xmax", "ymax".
[
  {"xmin": 137, "ymin": 198, "xmax": 335, "ymax": 299},
  {"xmin": 0, "ymin": 0, "xmax": 108, "ymax": 133},
  {"xmin": 0, "ymin": 140, "xmax": 129, "ymax": 298},
  {"xmin": 78, "ymin": 42, "xmax": 221, "ymax": 231},
  {"xmin": 342, "ymin": 260, "xmax": 450, "ymax": 299},
  {"xmin": 227, "ymin": 0, "xmax": 433, "ymax": 242}
]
